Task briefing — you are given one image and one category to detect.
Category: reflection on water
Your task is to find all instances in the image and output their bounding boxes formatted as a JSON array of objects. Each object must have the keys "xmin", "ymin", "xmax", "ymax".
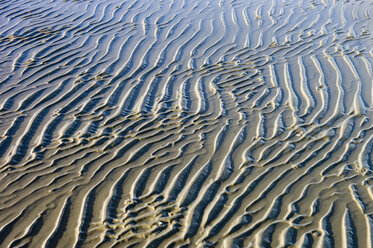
[{"xmin": 0, "ymin": 0, "xmax": 373, "ymax": 247}]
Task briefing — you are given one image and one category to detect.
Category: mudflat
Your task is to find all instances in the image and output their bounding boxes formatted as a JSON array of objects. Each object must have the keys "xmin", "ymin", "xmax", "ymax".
[{"xmin": 0, "ymin": 0, "xmax": 373, "ymax": 247}]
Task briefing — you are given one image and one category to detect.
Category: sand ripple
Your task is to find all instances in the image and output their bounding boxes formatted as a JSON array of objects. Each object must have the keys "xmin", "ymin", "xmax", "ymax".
[{"xmin": 1, "ymin": 0, "xmax": 373, "ymax": 247}]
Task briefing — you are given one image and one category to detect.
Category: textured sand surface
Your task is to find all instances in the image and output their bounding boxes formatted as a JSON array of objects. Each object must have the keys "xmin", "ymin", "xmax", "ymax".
[{"xmin": 1, "ymin": 0, "xmax": 373, "ymax": 247}]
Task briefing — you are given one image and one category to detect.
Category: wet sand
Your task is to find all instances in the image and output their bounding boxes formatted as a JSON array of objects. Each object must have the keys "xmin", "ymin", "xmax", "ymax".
[{"xmin": 1, "ymin": 0, "xmax": 373, "ymax": 247}]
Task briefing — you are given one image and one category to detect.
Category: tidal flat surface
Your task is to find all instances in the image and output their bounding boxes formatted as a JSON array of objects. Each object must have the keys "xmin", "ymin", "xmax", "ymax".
[{"xmin": 1, "ymin": 0, "xmax": 373, "ymax": 247}]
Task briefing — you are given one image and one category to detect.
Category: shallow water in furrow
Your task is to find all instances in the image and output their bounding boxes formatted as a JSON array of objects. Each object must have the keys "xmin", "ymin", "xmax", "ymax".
[{"xmin": 1, "ymin": 0, "xmax": 373, "ymax": 247}]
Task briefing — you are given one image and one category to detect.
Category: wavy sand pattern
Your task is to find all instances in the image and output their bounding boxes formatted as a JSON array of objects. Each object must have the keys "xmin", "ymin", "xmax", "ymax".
[{"xmin": 1, "ymin": 0, "xmax": 373, "ymax": 247}]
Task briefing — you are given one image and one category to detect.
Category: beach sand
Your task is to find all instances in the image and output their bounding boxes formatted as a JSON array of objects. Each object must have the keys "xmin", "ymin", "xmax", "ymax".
[{"xmin": 0, "ymin": 0, "xmax": 373, "ymax": 247}]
